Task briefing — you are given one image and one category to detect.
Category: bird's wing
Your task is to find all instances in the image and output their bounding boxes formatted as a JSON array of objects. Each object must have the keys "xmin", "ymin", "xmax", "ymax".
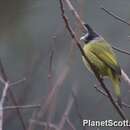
[{"xmin": 90, "ymin": 41, "xmax": 121, "ymax": 75}]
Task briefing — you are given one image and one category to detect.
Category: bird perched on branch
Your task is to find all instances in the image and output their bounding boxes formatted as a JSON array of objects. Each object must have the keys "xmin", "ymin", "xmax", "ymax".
[{"xmin": 80, "ymin": 24, "xmax": 122, "ymax": 107}]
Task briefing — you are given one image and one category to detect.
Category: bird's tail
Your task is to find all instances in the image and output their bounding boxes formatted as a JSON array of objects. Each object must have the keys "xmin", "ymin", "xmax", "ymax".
[
  {"xmin": 113, "ymin": 76, "xmax": 122, "ymax": 107},
  {"xmin": 108, "ymin": 70, "xmax": 122, "ymax": 107}
]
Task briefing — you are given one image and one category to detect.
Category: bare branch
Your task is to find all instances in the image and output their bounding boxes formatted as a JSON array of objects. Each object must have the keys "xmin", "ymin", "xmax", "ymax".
[
  {"xmin": 101, "ymin": 7, "xmax": 130, "ymax": 26},
  {"xmin": 46, "ymin": 43, "xmax": 55, "ymax": 130},
  {"xmin": 94, "ymin": 85, "xmax": 130, "ymax": 109},
  {"xmin": 0, "ymin": 82, "xmax": 9, "ymax": 130},
  {"xmin": 0, "ymin": 59, "xmax": 8, "ymax": 83},
  {"xmin": 66, "ymin": 117, "xmax": 76, "ymax": 130},
  {"xmin": 94, "ymin": 84, "xmax": 108, "ymax": 97},
  {"xmin": 2, "ymin": 104, "xmax": 40, "ymax": 110},
  {"xmin": 63, "ymin": 0, "xmax": 86, "ymax": 32},
  {"xmin": 9, "ymin": 78, "xmax": 26, "ymax": 87},
  {"xmin": 27, "ymin": 66, "xmax": 70, "ymax": 130},
  {"xmin": 48, "ymin": 44, "xmax": 54, "ymax": 79},
  {"xmin": 122, "ymin": 102, "xmax": 130, "ymax": 108},
  {"xmin": 28, "ymin": 111, "xmax": 37, "ymax": 130},
  {"xmin": 72, "ymin": 87, "xmax": 83, "ymax": 122},
  {"xmin": 56, "ymin": 85, "xmax": 78, "ymax": 130},
  {"xmin": 56, "ymin": 96, "xmax": 74, "ymax": 130},
  {"xmin": 112, "ymin": 46, "xmax": 130, "ymax": 55},
  {"xmin": 0, "ymin": 59, "xmax": 26, "ymax": 130},
  {"xmin": 7, "ymin": 89, "xmax": 26, "ymax": 130},
  {"xmin": 37, "ymin": 66, "xmax": 69, "ymax": 118},
  {"xmin": 72, "ymin": 88, "xmax": 85, "ymax": 130},
  {"xmin": 121, "ymin": 69, "xmax": 130, "ymax": 87},
  {"xmin": 30, "ymin": 120, "xmax": 58, "ymax": 129}
]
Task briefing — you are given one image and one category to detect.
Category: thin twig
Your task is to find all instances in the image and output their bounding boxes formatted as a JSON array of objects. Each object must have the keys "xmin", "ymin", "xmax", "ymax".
[
  {"xmin": 0, "ymin": 59, "xmax": 8, "ymax": 83},
  {"xmin": 30, "ymin": 120, "xmax": 58, "ymax": 129},
  {"xmin": 122, "ymin": 102, "xmax": 130, "ymax": 108},
  {"xmin": 121, "ymin": 69, "xmax": 130, "ymax": 87},
  {"xmin": 0, "ymin": 82, "xmax": 9, "ymax": 130},
  {"xmin": 28, "ymin": 111, "xmax": 38, "ymax": 130},
  {"xmin": 94, "ymin": 84, "xmax": 108, "ymax": 96},
  {"xmin": 46, "ymin": 43, "xmax": 55, "ymax": 130},
  {"xmin": 2, "ymin": 104, "xmax": 40, "ymax": 110},
  {"xmin": 56, "ymin": 85, "xmax": 78, "ymax": 130},
  {"xmin": 63, "ymin": 0, "xmax": 86, "ymax": 32},
  {"xmin": 7, "ymin": 89, "xmax": 26, "ymax": 130},
  {"xmin": 101, "ymin": 7, "xmax": 130, "ymax": 26},
  {"xmin": 37, "ymin": 66, "xmax": 69, "ymax": 117},
  {"xmin": 112, "ymin": 46, "xmax": 130, "ymax": 55},
  {"xmin": 9, "ymin": 78, "xmax": 26, "ymax": 87},
  {"xmin": 72, "ymin": 88, "xmax": 85, "ymax": 130},
  {"xmin": 48, "ymin": 45, "xmax": 54, "ymax": 80},
  {"xmin": 94, "ymin": 85, "xmax": 130, "ymax": 109},
  {"xmin": 27, "ymin": 65, "xmax": 70, "ymax": 130},
  {"xmin": 0, "ymin": 59, "xmax": 26, "ymax": 130},
  {"xmin": 56, "ymin": 96, "xmax": 74, "ymax": 130},
  {"xmin": 59, "ymin": 0, "xmax": 128, "ymax": 121},
  {"xmin": 28, "ymin": 36, "xmax": 72, "ymax": 130},
  {"xmin": 66, "ymin": 117, "xmax": 76, "ymax": 130}
]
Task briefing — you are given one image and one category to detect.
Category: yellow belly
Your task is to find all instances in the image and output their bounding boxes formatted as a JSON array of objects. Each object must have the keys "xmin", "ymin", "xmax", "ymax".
[
  {"xmin": 82, "ymin": 51, "xmax": 108, "ymax": 76},
  {"xmin": 82, "ymin": 38, "xmax": 121, "ymax": 77}
]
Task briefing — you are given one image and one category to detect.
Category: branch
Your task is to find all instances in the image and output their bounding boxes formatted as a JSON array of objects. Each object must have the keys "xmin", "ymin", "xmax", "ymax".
[
  {"xmin": 59, "ymin": 0, "xmax": 128, "ymax": 121},
  {"xmin": 121, "ymin": 69, "xmax": 130, "ymax": 87},
  {"xmin": 94, "ymin": 84, "xmax": 108, "ymax": 96},
  {"xmin": 0, "ymin": 59, "xmax": 26, "ymax": 130},
  {"xmin": 112, "ymin": 46, "xmax": 130, "ymax": 55},
  {"xmin": 2, "ymin": 104, "xmax": 40, "ymax": 110},
  {"xmin": 48, "ymin": 44, "xmax": 54, "ymax": 79},
  {"xmin": 28, "ymin": 111, "xmax": 37, "ymax": 130},
  {"xmin": 94, "ymin": 85, "xmax": 130, "ymax": 109},
  {"xmin": 46, "ymin": 43, "xmax": 55, "ymax": 130},
  {"xmin": 72, "ymin": 87, "xmax": 85, "ymax": 130},
  {"xmin": 27, "ymin": 66, "xmax": 70, "ymax": 130},
  {"xmin": 0, "ymin": 82, "xmax": 9, "ymax": 130},
  {"xmin": 0, "ymin": 59, "xmax": 8, "ymax": 83},
  {"xmin": 27, "ymin": 36, "xmax": 71, "ymax": 130},
  {"xmin": 56, "ymin": 95, "xmax": 74, "ymax": 130},
  {"xmin": 66, "ymin": 117, "xmax": 76, "ymax": 130},
  {"xmin": 7, "ymin": 89, "xmax": 26, "ymax": 130},
  {"xmin": 56, "ymin": 85, "xmax": 78, "ymax": 130},
  {"xmin": 63, "ymin": 0, "xmax": 86, "ymax": 32},
  {"xmin": 30, "ymin": 120, "xmax": 58, "ymax": 129},
  {"xmin": 101, "ymin": 7, "xmax": 130, "ymax": 26},
  {"xmin": 9, "ymin": 78, "xmax": 26, "ymax": 87},
  {"xmin": 37, "ymin": 66, "xmax": 69, "ymax": 117}
]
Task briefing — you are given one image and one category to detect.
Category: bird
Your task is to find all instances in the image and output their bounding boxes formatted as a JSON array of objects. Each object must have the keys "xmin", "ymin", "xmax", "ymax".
[{"xmin": 80, "ymin": 24, "xmax": 122, "ymax": 107}]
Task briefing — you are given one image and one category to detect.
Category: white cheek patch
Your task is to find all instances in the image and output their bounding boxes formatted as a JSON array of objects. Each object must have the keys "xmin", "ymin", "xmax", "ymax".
[{"xmin": 80, "ymin": 33, "xmax": 89, "ymax": 41}]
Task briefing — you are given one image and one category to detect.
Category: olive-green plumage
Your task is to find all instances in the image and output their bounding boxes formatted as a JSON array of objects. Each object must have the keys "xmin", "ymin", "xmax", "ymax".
[{"xmin": 81, "ymin": 24, "xmax": 121, "ymax": 106}]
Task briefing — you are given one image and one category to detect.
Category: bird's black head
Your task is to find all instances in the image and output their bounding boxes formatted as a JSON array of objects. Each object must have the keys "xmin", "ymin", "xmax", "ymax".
[{"xmin": 80, "ymin": 24, "xmax": 99, "ymax": 43}]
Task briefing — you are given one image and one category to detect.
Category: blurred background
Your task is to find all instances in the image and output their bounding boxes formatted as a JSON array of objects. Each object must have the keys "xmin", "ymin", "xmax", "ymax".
[{"xmin": 1, "ymin": 0, "xmax": 130, "ymax": 130}]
